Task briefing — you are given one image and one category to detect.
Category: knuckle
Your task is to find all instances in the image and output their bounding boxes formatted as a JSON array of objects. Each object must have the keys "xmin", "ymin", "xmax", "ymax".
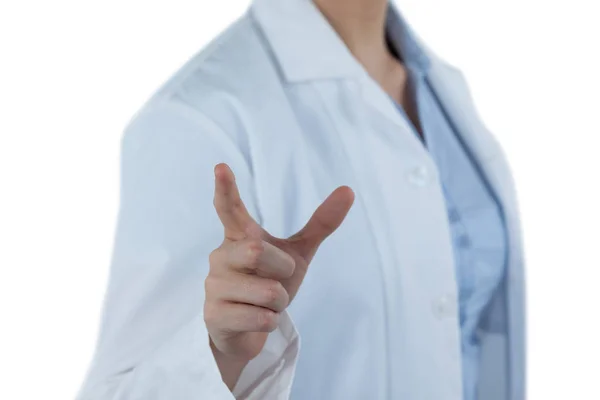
[
  {"xmin": 231, "ymin": 198, "xmax": 244, "ymax": 212},
  {"xmin": 203, "ymin": 302, "xmax": 219, "ymax": 327},
  {"xmin": 208, "ymin": 248, "xmax": 221, "ymax": 268},
  {"xmin": 204, "ymin": 275, "xmax": 218, "ymax": 297},
  {"xmin": 264, "ymin": 281, "xmax": 286, "ymax": 305},
  {"xmin": 245, "ymin": 240, "xmax": 264, "ymax": 265},
  {"xmin": 257, "ymin": 309, "xmax": 279, "ymax": 332}
]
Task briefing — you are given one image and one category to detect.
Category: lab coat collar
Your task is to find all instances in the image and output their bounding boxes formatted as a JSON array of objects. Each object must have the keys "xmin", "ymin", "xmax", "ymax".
[
  {"xmin": 252, "ymin": 0, "xmax": 430, "ymax": 83},
  {"xmin": 251, "ymin": 0, "xmax": 447, "ymax": 138},
  {"xmin": 251, "ymin": 0, "xmax": 362, "ymax": 82}
]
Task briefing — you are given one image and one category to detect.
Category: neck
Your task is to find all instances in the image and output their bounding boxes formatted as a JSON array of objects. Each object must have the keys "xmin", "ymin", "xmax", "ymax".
[{"xmin": 313, "ymin": 0, "xmax": 390, "ymax": 64}]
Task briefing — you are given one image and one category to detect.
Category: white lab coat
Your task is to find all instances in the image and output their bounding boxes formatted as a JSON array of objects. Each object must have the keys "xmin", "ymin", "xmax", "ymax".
[{"xmin": 78, "ymin": 0, "xmax": 526, "ymax": 399}]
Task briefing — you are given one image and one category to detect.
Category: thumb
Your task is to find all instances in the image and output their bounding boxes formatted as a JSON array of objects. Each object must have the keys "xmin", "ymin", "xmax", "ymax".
[{"xmin": 287, "ymin": 186, "xmax": 355, "ymax": 262}]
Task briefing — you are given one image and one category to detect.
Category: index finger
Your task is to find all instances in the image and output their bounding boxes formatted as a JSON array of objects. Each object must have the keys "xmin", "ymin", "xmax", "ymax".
[{"xmin": 213, "ymin": 163, "xmax": 256, "ymax": 240}]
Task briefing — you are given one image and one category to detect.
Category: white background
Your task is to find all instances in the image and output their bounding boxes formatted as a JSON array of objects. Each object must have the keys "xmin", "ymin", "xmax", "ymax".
[{"xmin": 1, "ymin": 0, "xmax": 599, "ymax": 399}]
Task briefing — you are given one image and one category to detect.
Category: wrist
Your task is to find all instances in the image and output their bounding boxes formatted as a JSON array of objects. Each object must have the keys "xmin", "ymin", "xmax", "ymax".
[{"xmin": 209, "ymin": 339, "xmax": 250, "ymax": 391}]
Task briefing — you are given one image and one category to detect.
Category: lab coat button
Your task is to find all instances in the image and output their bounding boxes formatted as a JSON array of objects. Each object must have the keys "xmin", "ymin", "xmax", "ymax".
[
  {"xmin": 407, "ymin": 166, "xmax": 431, "ymax": 187},
  {"xmin": 432, "ymin": 294, "xmax": 456, "ymax": 319}
]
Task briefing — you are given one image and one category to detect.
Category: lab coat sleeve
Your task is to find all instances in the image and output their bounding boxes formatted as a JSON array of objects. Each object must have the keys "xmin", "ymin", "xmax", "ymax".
[{"xmin": 76, "ymin": 98, "xmax": 299, "ymax": 400}]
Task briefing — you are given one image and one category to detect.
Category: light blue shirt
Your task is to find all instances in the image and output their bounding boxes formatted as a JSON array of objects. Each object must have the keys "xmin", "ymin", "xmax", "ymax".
[{"xmin": 387, "ymin": 13, "xmax": 508, "ymax": 400}]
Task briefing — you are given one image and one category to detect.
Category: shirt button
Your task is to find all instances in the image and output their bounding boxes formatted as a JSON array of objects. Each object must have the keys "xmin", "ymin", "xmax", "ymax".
[
  {"xmin": 448, "ymin": 208, "xmax": 460, "ymax": 223},
  {"xmin": 432, "ymin": 294, "xmax": 457, "ymax": 319},
  {"xmin": 406, "ymin": 166, "xmax": 431, "ymax": 187},
  {"xmin": 457, "ymin": 235, "xmax": 471, "ymax": 248}
]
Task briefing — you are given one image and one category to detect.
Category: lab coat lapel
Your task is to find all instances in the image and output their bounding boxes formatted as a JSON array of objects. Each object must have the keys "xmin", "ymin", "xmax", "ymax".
[
  {"xmin": 425, "ymin": 59, "xmax": 524, "ymax": 279},
  {"xmin": 251, "ymin": 0, "xmax": 362, "ymax": 82},
  {"xmin": 356, "ymin": 70, "xmax": 423, "ymax": 137},
  {"xmin": 253, "ymin": 0, "xmax": 432, "ymax": 137},
  {"xmin": 427, "ymin": 58, "xmax": 526, "ymax": 400}
]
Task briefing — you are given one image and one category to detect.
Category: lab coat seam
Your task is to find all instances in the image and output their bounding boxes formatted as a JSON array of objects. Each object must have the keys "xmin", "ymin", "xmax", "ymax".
[
  {"xmin": 428, "ymin": 63, "xmax": 525, "ymax": 398},
  {"xmin": 208, "ymin": 93, "xmax": 267, "ymax": 226},
  {"xmin": 162, "ymin": 95, "xmax": 255, "ymax": 176},
  {"xmin": 119, "ymin": 16, "xmax": 251, "ymax": 133},
  {"xmin": 311, "ymin": 82, "xmax": 394, "ymax": 400}
]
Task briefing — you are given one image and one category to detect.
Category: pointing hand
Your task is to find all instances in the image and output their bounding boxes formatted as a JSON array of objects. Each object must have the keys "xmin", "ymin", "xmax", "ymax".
[{"xmin": 204, "ymin": 163, "xmax": 354, "ymax": 389}]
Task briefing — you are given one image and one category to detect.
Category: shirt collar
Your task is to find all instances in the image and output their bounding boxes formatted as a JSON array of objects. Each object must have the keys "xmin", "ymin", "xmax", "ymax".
[{"xmin": 251, "ymin": 0, "xmax": 432, "ymax": 83}]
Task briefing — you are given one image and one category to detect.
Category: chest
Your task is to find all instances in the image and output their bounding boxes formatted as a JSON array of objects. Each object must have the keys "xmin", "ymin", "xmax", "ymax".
[
  {"xmin": 245, "ymin": 78, "xmax": 469, "ymax": 397},
  {"xmin": 251, "ymin": 80, "xmax": 463, "ymax": 321}
]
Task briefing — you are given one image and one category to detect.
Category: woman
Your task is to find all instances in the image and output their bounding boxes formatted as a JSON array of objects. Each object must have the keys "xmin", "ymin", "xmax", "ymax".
[{"xmin": 78, "ymin": 0, "xmax": 526, "ymax": 399}]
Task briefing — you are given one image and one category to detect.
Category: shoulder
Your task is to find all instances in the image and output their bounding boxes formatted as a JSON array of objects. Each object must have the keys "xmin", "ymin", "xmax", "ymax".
[{"xmin": 124, "ymin": 12, "xmax": 282, "ymax": 139}]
